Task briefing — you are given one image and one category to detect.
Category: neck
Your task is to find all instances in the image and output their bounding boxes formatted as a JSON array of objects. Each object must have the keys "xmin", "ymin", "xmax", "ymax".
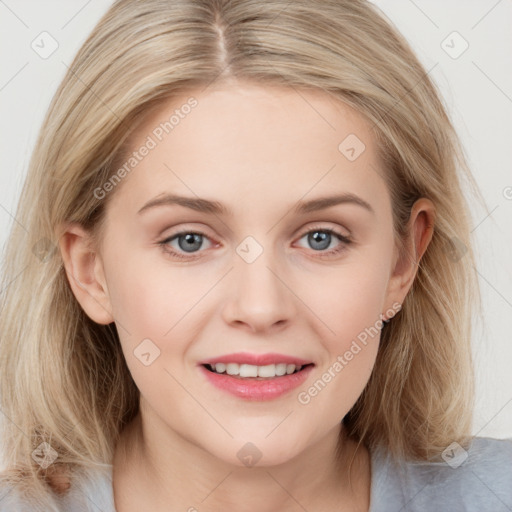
[{"xmin": 113, "ymin": 403, "xmax": 371, "ymax": 512}]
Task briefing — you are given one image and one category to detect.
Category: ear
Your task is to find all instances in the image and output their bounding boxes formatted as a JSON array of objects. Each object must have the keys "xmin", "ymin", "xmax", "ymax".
[
  {"xmin": 58, "ymin": 223, "xmax": 114, "ymax": 325},
  {"xmin": 383, "ymin": 198, "xmax": 435, "ymax": 317}
]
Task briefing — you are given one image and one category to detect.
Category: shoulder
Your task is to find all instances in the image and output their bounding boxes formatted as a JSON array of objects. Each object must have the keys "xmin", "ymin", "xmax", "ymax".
[
  {"xmin": 370, "ymin": 436, "xmax": 512, "ymax": 512},
  {"xmin": 0, "ymin": 475, "xmax": 52, "ymax": 511},
  {"xmin": 59, "ymin": 464, "xmax": 115, "ymax": 512},
  {"xmin": 0, "ymin": 464, "xmax": 115, "ymax": 512}
]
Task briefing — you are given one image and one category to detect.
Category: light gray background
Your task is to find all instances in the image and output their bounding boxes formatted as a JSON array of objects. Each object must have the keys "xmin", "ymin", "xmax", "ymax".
[{"xmin": 1, "ymin": 1, "xmax": 511, "ymax": 439}]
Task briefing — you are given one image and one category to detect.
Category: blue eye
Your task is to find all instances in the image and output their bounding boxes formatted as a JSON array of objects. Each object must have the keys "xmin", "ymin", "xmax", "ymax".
[
  {"xmin": 158, "ymin": 227, "xmax": 351, "ymax": 261},
  {"xmin": 296, "ymin": 228, "xmax": 352, "ymax": 257},
  {"xmin": 159, "ymin": 231, "xmax": 212, "ymax": 259}
]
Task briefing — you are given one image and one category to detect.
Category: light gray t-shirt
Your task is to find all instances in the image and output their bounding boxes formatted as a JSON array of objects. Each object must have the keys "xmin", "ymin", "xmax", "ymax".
[{"xmin": 1, "ymin": 436, "xmax": 511, "ymax": 511}]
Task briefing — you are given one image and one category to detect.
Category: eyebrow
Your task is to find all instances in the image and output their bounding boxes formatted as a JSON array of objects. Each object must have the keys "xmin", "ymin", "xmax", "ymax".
[{"xmin": 137, "ymin": 192, "xmax": 375, "ymax": 216}]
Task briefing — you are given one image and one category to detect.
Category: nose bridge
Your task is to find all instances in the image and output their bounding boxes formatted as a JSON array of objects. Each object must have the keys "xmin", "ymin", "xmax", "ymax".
[{"xmin": 222, "ymin": 234, "xmax": 295, "ymax": 330}]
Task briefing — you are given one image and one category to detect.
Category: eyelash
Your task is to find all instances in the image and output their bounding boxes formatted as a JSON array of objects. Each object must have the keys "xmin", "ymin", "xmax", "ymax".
[{"xmin": 157, "ymin": 226, "xmax": 352, "ymax": 261}]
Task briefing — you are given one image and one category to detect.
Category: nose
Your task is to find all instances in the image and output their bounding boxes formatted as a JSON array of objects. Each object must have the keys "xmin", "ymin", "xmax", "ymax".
[{"xmin": 221, "ymin": 244, "xmax": 296, "ymax": 333}]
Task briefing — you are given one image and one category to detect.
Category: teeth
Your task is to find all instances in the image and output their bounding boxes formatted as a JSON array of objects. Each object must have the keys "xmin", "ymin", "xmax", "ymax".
[
  {"xmin": 275, "ymin": 363, "xmax": 287, "ymax": 376},
  {"xmin": 226, "ymin": 363, "xmax": 239, "ymax": 375},
  {"xmin": 240, "ymin": 364, "xmax": 258, "ymax": 377},
  {"xmin": 257, "ymin": 364, "xmax": 275, "ymax": 378},
  {"xmin": 215, "ymin": 362, "xmax": 226, "ymax": 373},
  {"xmin": 209, "ymin": 363, "xmax": 305, "ymax": 377}
]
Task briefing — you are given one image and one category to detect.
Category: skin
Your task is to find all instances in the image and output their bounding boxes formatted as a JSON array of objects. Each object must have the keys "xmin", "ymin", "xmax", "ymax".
[{"xmin": 60, "ymin": 80, "xmax": 434, "ymax": 512}]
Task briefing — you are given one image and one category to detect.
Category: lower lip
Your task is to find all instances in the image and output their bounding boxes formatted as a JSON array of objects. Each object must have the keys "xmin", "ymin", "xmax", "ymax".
[{"xmin": 199, "ymin": 364, "xmax": 314, "ymax": 401}]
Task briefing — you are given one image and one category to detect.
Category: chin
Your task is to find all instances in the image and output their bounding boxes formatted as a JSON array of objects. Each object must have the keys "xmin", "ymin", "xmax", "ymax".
[{"xmin": 208, "ymin": 437, "xmax": 305, "ymax": 469}]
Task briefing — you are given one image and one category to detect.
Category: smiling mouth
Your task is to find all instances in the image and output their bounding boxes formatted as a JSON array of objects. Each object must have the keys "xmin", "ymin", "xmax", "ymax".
[{"xmin": 203, "ymin": 362, "xmax": 314, "ymax": 379}]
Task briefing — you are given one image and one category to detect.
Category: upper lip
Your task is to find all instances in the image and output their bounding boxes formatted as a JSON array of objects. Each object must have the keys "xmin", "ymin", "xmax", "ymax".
[{"xmin": 199, "ymin": 352, "xmax": 314, "ymax": 367}]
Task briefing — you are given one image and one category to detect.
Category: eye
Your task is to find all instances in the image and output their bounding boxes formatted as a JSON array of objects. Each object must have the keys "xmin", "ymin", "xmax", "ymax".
[
  {"xmin": 158, "ymin": 225, "xmax": 352, "ymax": 261},
  {"xmin": 295, "ymin": 226, "xmax": 352, "ymax": 257},
  {"xmin": 158, "ymin": 230, "xmax": 214, "ymax": 260}
]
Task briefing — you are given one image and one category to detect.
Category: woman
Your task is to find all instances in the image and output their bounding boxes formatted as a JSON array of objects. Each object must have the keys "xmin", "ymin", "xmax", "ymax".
[{"xmin": 0, "ymin": 0, "xmax": 510, "ymax": 510}]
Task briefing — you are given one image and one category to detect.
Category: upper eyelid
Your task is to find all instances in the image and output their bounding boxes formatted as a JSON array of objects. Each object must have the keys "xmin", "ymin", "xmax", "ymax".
[{"xmin": 299, "ymin": 223, "xmax": 351, "ymax": 238}]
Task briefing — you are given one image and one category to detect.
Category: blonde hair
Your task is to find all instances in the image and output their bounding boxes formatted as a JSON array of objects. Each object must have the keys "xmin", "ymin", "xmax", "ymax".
[{"xmin": 0, "ymin": 0, "xmax": 481, "ymax": 507}]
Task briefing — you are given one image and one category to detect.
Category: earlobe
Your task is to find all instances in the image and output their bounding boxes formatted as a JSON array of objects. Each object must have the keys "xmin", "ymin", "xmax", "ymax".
[
  {"xmin": 384, "ymin": 198, "xmax": 436, "ymax": 311},
  {"xmin": 58, "ymin": 222, "xmax": 114, "ymax": 325}
]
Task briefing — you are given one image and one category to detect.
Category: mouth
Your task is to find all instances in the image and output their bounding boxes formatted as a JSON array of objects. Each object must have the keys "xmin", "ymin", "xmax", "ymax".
[
  {"xmin": 198, "ymin": 352, "xmax": 315, "ymax": 400},
  {"xmin": 202, "ymin": 362, "xmax": 315, "ymax": 380},
  {"xmin": 199, "ymin": 360, "xmax": 315, "ymax": 401}
]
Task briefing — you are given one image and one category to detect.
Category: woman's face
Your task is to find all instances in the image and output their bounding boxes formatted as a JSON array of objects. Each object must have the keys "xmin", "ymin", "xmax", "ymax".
[{"xmin": 80, "ymin": 82, "xmax": 410, "ymax": 466}]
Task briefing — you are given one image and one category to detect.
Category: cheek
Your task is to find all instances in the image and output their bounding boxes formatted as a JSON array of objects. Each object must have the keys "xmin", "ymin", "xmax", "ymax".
[
  {"xmin": 103, "ymin": 254, "xmax": 198, "ymax": 393},
  {"xmin": 102, "ymin": 248, "xmax": 223, "ymax": 392},
  {"xmin": 104, "ymin": 246, "xmax": 205, "ymax": 335},
  {"xmin": 319, "ymin": 251, "xmax": 392, "ymax": 344},
  {"xmin": 303, "ymin": 249, "xmax": 392, "ymax": 404}
]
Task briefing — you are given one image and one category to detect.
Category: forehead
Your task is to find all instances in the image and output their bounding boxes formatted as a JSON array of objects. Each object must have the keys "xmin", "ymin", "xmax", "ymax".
[{"xmin": 109, "ymin": 82, "xmax": 390, "ymax": 217}]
